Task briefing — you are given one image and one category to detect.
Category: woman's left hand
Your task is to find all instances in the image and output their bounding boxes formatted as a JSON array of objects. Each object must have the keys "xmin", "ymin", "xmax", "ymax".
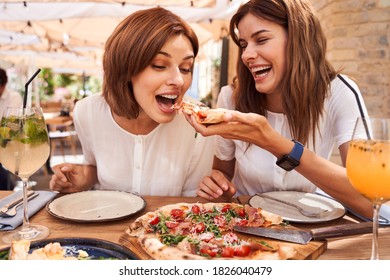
[{"xmin": 196, "ymin": 169, "xmax": 236, "ymax": 202}]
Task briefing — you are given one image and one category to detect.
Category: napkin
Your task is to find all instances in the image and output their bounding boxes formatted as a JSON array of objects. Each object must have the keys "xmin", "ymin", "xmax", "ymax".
[
  {"xmin": 346, "ymin": 205, "xmax": 390, "ymax": 226},
  {"xmin": 0, "ymin": 190, "xmax": 58, "ymax": 231},
  {"xmin": 315, "ymin": 189, "xmax": 390, "ymax": 226}
]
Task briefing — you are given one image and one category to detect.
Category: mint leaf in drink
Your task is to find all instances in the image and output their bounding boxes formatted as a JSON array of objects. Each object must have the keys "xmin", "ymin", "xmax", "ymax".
[
  {"xmin": 0, "ymin": 123, "xmax": 11, "ymax": 148},
  {"xmin": 0, "ymin": 126, "xmax": 10, "ymax": 138},
  {"xmin": 22, "ymin": 115, "xmax": 48, "ymax": 144}
]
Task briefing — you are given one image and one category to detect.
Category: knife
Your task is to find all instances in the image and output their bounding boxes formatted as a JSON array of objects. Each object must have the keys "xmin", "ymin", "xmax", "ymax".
[{"xmin": 233, "ymin": 222, "xmax": 374, "ymax": 245}]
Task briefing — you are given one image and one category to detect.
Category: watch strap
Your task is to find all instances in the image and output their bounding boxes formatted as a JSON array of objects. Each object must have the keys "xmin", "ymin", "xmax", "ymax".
[
  {"xmin": 289, "ymin": 140, "xmax": 304, "ymax": 162},
  {"xmin": 276, "ymin": 140, "xmax": 304, "ymax": 171}
]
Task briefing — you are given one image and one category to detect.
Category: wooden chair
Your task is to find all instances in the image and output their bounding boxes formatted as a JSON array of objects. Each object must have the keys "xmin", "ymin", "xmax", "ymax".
[
  {"xmin": 45, "ymin": 116, "xmax": 77, "ymax": 160},
  {"xmin": 40, "ymin": 101, "xmax": 63, "ymax": 113}
]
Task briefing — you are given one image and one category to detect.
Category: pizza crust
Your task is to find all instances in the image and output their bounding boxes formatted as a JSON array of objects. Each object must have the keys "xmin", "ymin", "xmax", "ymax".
[
  {"xmin": 138, "ymin": 234, "xmax": 296, "ymax": 260},
  {"xmin": 139, "ymin": 234, "xmax": 206, "ymax": 260}
]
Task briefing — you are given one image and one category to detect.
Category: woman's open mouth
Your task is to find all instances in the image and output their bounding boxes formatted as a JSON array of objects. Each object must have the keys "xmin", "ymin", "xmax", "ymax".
[
  {"xmin": 156, "ymin": 94, "xmax": 178, "ymax": 112},
  {"xmin": 251, "ymin": 66, "xmax": 271, "ymax": 79}
]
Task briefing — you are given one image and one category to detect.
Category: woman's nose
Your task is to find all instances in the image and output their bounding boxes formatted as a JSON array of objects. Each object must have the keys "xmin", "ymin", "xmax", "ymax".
[
  {"xmin": 241, "ymin": 45, "xmax": 257, "ymax": 62},
  {"xmin": 167, "ymin": 68, "xmax": 184, "ymax": 87}
]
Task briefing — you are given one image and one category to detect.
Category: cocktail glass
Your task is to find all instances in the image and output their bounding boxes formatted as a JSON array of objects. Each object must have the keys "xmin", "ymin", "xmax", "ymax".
[
  {"xmin": 346, "ymin": 117, "xmax": 390, "ymax": 259},
  {"xmin": 0, "ymin": 107, "xmax": 51, "ymax": 243}
]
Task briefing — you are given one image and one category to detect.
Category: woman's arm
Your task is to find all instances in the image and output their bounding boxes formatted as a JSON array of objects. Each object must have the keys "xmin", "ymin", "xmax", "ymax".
[{"xmin": 188, "ymin": 111, "xmax": 373, "ymax": 218}]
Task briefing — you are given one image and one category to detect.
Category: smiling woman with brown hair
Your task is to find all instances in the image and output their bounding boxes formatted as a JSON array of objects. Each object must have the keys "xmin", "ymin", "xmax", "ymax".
[
  {"xmin": 49, "ymin": 7, "xmax": 214, "ymax": 196},
  {"xmin": 185, "ymin": 0, "xmax": 373, "ymax": 218}
]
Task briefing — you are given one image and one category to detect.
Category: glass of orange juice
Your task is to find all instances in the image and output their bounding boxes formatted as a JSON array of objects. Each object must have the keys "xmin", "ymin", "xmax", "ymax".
[{"xmin": 346, "ymin": 117, "xmax": 390, "ymax": 260}]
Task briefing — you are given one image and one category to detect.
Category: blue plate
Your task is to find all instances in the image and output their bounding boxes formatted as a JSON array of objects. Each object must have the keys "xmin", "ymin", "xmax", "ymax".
[{"xmin": 0, "ymin": 237, "xmax": 138, "ymax": 260}]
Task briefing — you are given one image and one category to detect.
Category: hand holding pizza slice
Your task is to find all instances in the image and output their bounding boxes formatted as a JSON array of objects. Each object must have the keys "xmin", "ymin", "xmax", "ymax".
[{"xmin": 173, "ymin": 100, "xmax": 227, "ymax": 124}]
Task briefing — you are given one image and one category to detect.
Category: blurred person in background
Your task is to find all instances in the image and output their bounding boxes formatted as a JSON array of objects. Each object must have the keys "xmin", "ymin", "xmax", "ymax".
[{"xmin": 0, "ymin": 67, "xmax": 23, "ymax": 190}]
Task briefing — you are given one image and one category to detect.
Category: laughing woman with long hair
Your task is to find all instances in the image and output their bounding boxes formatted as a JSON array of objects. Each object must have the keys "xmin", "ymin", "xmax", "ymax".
[{"xmin": 186, "ymin": 0, "xmax": 372, "ymax": 218}]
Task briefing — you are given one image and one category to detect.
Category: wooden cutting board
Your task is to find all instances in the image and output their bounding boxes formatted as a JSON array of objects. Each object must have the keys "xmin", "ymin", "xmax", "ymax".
[
  {"xmin": 119, "ymin": 231, "xmax": 327, "ymax": 260},
  {"xmin": 118, "ymin": 196, "xmax": 327, "ymax": 260}
]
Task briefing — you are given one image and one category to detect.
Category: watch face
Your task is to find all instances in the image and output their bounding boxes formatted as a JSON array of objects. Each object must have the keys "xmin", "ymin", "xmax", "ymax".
[{"xmin": 276, "ymin": 155, "xmax": 300, "ymax": 171}]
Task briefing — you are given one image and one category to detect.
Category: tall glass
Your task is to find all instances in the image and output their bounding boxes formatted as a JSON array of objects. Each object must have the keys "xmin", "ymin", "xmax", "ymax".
[
  {"xmin": 346, "ymin": 117, "xmax": 390, "ymax": 260},
  {"xmin": 0, "ymin": 107, "xmax": 51, "ymax": 243}
]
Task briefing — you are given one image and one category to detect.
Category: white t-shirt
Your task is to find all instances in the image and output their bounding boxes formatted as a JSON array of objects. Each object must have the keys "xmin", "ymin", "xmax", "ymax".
[
  {"xmin": 73, "ymin": 94, "xmax": 215, "ymax": 196},
  {"xmin": 0, "ymin": 89, "xmax": 23, "ymax": 117},
  {"xmin": 215, "ymin": 75, "xmax": 368, "ymax": 196}
]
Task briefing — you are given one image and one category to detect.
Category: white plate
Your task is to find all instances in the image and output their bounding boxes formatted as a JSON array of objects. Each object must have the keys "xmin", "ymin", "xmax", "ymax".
[
  {"xmin": 249, "ymin": 191, "xmax": 346, "ymax": 223},
  {"xmin": 46, "ymin": 190, "xmax": 146, "ymax": 222}
]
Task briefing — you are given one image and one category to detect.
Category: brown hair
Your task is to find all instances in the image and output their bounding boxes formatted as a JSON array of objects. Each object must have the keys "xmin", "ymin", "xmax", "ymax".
[
  {"xmin": 229, "ymin": 0, "xmax": 338, "ymax": 144},
  {"xmin": 0, "ymin": 68, "xmax": 7, "ymax": 86},
  {"xmin": 102, "ymin": 7, "xmax": 199, "ymax": 119}
]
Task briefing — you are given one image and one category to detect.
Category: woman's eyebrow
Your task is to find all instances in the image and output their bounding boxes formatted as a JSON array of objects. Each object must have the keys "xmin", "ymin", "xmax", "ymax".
[
  {"xmin": 157, "ymin": 51, "xmax": 194, "ymax": 60},
  {"xmin": 239, "ymin": 29, "xmax": 271, "ymax": 42},
  {"xmin": 251, "ymin": 29, "xmax": 271, "ymax": 38}
]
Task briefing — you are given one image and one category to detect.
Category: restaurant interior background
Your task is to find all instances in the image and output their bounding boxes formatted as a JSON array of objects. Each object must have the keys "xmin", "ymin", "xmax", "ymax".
[{"xmin": 0, "ymin": 0, "xmax": 389, "ymax": 186}]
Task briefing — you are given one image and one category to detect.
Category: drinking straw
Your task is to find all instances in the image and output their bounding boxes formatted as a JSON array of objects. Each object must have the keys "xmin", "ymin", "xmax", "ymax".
[
  {"xmin": 23, "ymin": 68, "xmax": 41, "ymax": 108},
  {"xmin": 337, "ymin": 74, "xmax": 371, "ymax": 139}
]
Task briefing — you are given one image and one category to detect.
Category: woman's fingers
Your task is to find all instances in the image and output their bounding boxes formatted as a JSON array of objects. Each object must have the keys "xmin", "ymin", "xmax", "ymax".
[
  {"xmin": 199, "ymin": 177, "xmax": 222, "ymax": 199},
  {"xmin": 196, "ymin": 188, "xmax": 214, "ymax": 200},
  {"xmin": 51, "ymin": 163, "xmax": 72, "ymax": 182},
  {"xmin": 49, "ymin": 174, "xmax": 72, "ymax": 191},
  {"xmin": 50, "ymin": 163, "xmax": 79, "ymax": 192},
  {"xmin": 196, "ymin": 171, "xmax": 237, "ymax": 202}
]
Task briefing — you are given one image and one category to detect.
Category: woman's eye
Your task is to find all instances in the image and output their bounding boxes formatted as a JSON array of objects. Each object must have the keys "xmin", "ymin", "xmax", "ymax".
[
  {"xmin": 152, "ymin": 65, "xmax": 165, "ymax": 70},
  {"xmin": 239, "ymin": 43, "xmax": 247, "ymax": 50},
  {"xmin": 180, "ymin": 68, "xmax": 191, "ymax": 74},
  {"xmin": 256, "ymin": 38, "xmax": 268, "ymax": 45}
]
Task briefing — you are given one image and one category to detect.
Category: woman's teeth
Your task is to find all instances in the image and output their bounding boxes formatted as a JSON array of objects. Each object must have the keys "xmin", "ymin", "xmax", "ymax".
[
  {"xmin": 251, "ymin": 66, "xmax": 271, "ymax": 78},
  {"xmin": 161, "ymin": 94, "xmax": 178, "ymax": 99},
  {"xmin": 160, "ymin": 94, "xmax": 178, "ymax": 104},
  {"xmin": 156, "ymin": 94, "xmax": 179, "ymax": 108}
]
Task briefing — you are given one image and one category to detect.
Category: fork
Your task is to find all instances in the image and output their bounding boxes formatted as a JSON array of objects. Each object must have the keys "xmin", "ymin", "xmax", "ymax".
[
  {"xmin": 0, "ymin": 191, "xmax": 35, "ymax": 215},
  {"xmin": 0, "ymin": 193, "xmax": 39, "ymax": 218},
  {"xmin": 256, "ymin": 193, "xmax": 328, "ymax": 218}
]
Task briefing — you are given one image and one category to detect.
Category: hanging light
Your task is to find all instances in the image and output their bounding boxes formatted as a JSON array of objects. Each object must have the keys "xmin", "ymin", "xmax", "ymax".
[{"xmin": 63, "ymin": 32, "xmax": 70, "ymax": 45}]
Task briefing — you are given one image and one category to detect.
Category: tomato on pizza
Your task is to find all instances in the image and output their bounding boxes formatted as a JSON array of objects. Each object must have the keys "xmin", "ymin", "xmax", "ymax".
[
  {"xmin": 125, "ymin": 202, "xmax": 296, "ymax": 260},
  {"xmin": 172, "ymin": 100, "xmax": 227, "ymax": 124}
]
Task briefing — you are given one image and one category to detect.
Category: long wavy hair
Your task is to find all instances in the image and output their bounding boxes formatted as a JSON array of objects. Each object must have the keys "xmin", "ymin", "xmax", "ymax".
[
  {"xmin": 229, "ymin": 0, "xmax": 338, "ymax": 144},
  {"xmin": 102, "ymin": 7, "xmax": 199, "ymax": 119}
]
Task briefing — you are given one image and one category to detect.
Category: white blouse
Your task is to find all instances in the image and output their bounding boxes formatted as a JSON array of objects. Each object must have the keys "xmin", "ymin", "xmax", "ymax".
[
  {"xmin": 215, "ymin": 75, "xmax": 368, "ymax": 196},
  {"xmin": 73, "ymin": 94, "xmax": 215, "ymax": 196}
]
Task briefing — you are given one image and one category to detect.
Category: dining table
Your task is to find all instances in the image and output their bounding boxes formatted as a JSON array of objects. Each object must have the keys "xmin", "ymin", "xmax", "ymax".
[{"xmin": 0, "ymin": 191, "xmax": 389, "ymax": 260}]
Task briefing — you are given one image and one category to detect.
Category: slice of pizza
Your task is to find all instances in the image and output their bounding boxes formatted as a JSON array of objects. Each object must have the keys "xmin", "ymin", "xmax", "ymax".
[
  {"xmin": 125, "ymin": 202, "xmax": 296, "ymax": 260},
  {"xmin": 9, "ymin": 240, "xmax": 87, "ymax": 260},
  {"xmin": 172, "ymin": 100, "xmax": 227, "ymax": 124}
]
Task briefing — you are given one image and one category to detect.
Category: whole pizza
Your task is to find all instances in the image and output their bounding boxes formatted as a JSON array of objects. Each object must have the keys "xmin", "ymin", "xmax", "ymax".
[{"xmin": 125, "ymin": 202, "xmax": 297, "ymax": 260}]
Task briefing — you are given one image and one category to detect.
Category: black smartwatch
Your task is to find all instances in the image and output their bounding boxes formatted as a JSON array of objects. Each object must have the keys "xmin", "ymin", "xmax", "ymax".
[{"xmin": 276, "ymin": 140, "xmax": 304, "ymax": 171}]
